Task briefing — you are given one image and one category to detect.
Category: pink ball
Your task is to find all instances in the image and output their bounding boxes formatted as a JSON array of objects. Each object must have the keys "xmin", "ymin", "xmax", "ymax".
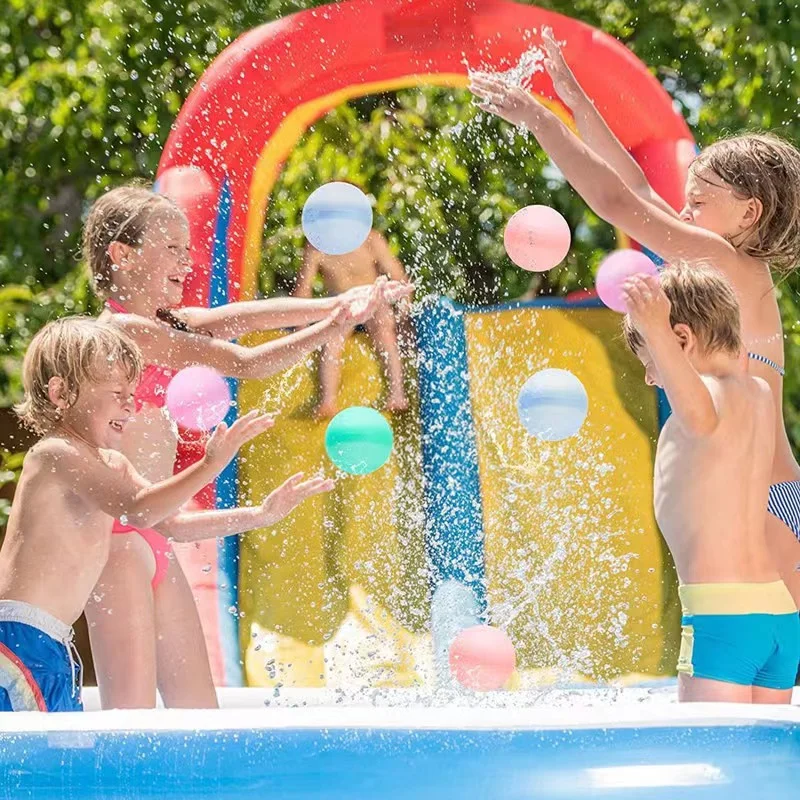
[
  {"xmin": 503, "ymin": 205, "xmax": 571, "ymax": 272},
  {"xmin": 449, "ymin": 625, "xmax": 517, "ymax": 691},
  {"xmin": 166, "ymin": 366, "xmax": 231, "ymax": 431},
  {"xmin": 595, "ymin": 249, "xmax": 659, "ymax": 313}
]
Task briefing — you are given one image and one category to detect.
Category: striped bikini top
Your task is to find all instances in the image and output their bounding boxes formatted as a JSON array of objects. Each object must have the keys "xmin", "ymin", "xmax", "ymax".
[{"xmin": 748, "ymin": 352, "xmax": 785, "ymax": 377}]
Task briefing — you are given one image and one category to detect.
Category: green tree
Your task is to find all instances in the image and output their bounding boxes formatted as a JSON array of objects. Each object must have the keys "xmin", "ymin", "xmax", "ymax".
[{"xmin": 2, "ymin": 0, "xmax": 800, "ymax": 444}]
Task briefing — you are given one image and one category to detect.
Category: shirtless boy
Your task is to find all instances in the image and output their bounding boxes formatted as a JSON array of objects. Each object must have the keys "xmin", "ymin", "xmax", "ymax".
[
  {"xmin": 295, "ymin": 229, "xmax": 412, "ymax": 417},
  {"xmin": 0, "ymin": 318, "xmax": 328, "ymax": 711},
  {"xmin": 622, "ymin": 265, "xmax": 799, "ymax": 703}
]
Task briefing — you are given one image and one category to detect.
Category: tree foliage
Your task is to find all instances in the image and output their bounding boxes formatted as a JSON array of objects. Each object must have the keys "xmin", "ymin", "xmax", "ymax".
[{"xmin": 2, "ymin": 0, "xmax": 800, "ymax": 436}]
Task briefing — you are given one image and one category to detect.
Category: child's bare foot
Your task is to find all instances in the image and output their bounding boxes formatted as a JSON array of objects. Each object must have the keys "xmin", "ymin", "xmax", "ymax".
[
  {"xmin": 386, "ymin": 392, "xmax": 409, "ymax": 413},
  {"xmin": 315, "ymin": 400, "xmax": 339, "ymax": 419}
]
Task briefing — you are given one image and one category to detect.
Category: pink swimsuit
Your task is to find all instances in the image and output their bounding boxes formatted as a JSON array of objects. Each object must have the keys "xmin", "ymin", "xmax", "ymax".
[{"xmin": 106, "ymin": 298, "xmax": 175, "ymax": 589}]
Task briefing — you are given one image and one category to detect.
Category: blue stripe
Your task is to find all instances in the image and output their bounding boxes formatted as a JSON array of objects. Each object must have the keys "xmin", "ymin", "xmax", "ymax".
[
  {"xmin": 416, "ymin": 297, "xmax": 486, "ymax": 614},
  {"xmin": 210, "ymin": 177, "xmax": 243, "ymax": 687}
]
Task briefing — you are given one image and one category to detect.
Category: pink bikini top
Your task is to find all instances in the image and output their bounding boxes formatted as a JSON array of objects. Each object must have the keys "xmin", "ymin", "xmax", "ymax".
[{"xmin": 105, "ymin": 298, "xmax": 175, "ymax": 411}]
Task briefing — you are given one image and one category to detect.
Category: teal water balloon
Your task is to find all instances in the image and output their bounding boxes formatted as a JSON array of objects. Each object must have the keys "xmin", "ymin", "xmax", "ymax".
[
  {"xmin": 517, "ymin": 368, "xmax": 588, "ymax": 441},
  {"xmin": 301, "ymin": 182, "xmax": 373, "ymax": 255},
  {"xmin": 324, "ymin": 406, "xmax": 394, "ymax": 475}
]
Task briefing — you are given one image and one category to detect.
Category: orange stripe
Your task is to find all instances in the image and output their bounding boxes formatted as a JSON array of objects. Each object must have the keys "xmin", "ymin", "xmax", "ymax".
[{"xmin": 0, "ymin": 641, "xmax": 48, "ymax": 711}]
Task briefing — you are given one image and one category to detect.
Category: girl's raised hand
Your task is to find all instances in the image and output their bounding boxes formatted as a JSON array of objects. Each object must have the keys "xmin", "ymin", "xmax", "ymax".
[
  {"xmin": 541, "ymin": 27, "xmax": 584, "ymax": 109},
  {"xmin": 469, "ymin": 74, "xmax": 543, "ymax": 128}
]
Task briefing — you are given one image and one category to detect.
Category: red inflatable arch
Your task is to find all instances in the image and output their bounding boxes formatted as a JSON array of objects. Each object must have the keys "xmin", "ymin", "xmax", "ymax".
[{"xmin": 158, "ymin": 0, "xmax": 695, "ymax": 309}]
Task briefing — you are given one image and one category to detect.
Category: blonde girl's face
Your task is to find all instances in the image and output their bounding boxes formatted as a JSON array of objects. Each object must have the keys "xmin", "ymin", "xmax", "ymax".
[
  {"xmin": 126, "ymin": 209, "xmax": 192, "ymax": 308},
  {"xmin": 679, "ymin": 166, "xmax": 761, "ymax": 245}
]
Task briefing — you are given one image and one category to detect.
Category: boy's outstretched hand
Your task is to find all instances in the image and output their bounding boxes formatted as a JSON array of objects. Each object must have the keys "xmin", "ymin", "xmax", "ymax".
[
  {"xmin": 257, "ymin": 472, "xmax": 335, "ymax": 526},
  {"xmin": 204, "ymin": 410, "xmax": 275, "ymax": 470},
  {"xmin": 622, "ymin": 274, "xmax": 671, "ymax": 338}
]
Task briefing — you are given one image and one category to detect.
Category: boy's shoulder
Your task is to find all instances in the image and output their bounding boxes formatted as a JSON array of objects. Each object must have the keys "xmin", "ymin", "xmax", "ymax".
[{"xmin": 27, "ymin": 436, "xmax": 81, "ymax": 463}]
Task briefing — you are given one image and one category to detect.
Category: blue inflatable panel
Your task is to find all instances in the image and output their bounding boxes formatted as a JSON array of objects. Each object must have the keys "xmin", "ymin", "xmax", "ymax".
[{"xmin": 1, "ymin": 705, "xmax": 798, "ymax": 799}]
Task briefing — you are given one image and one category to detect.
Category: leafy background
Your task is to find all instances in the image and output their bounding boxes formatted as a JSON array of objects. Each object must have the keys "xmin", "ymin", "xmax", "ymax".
[{"xmin": 3, "ymin": 0, "xmax": 800, "ymax": 523}]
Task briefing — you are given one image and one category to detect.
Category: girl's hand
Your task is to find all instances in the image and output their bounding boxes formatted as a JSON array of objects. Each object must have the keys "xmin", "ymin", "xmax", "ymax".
[
  {"xmin": 203, "ymin": 411, "xmax": 275, "ymax": 471},
  {"xmin": 469, "ymin": 74, "xmax": 544, "ymax": 128},
  {"xmin": 335, "ymin": 280, "xmax": 382, "ymax": 328},
  {"xmin": 257, "ymin": 472, "xmax": 335, "ymax": 526},
  {"xmin": 382, "ymin": 279, "xmax": 414, "ymax": 306},
  {"xmin": 542, "ymin": 27, "xmax": 584, "ymax": 109},
  {"xmin": 621, "ymin": 274, "xmax": 672, "ymax": 338}
]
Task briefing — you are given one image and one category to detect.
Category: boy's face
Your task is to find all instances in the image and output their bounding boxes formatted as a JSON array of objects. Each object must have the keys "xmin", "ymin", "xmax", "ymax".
[
  {"xmin": 634, "ymin": 343, "xmax": 662, "ymax": 388},
  {"xmin": 61, "ymin": 366, "xmax": 136, "ymax": 449}
]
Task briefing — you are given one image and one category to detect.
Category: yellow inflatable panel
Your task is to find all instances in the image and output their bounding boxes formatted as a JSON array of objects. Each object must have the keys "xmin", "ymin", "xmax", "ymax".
[
  {"xmin": 236, "ymin": 308, "xmax": 679, "ymax": 688},
  {"xmin": 237, "ymin": 332, "xmax": 429, "ymax": 687},
  {"xmin": 464, "ymin": 306, "xmax": 679, "ymax": 680}
]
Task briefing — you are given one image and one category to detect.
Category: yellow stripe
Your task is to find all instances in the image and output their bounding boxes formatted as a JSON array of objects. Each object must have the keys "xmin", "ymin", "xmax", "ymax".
[
  {"xmin": 240, "ymin": 75, "xmax": 626, "ymax": 300},
  {"xmin": 679, "ymin": 581, "xmax": 797, "ymax": 616}
]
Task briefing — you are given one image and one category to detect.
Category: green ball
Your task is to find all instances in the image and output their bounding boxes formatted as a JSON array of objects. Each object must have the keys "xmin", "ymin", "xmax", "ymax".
[{"xmin": 324, "ymin": 406, "xmax": 394, "ymax": 475}]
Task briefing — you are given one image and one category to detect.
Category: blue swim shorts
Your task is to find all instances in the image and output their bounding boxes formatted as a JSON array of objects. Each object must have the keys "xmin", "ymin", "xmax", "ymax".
[
  {"xmin": 0, "ymin": 600, "xmax": 83, "ymax": 712},
  {"xmin": 677, "ymin": 582, "xmax": 800, "ymax": 690}
]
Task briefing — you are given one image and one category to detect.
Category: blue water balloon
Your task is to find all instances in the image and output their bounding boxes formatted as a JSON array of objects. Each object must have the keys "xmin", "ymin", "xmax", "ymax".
[
  {"xmin": 517, "ymin": 368, "xmax": 588, "ymax": 441},
  {"xmin": 301, "ymin": 182, "xmax": 373, "ymax": 255}
]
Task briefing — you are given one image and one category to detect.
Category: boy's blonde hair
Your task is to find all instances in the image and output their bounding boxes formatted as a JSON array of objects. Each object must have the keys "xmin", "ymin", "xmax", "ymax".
[
  {"xmin": 691, "ymin": 132, "xmax": 800, "ymax": 272},
  {"xmin": 82, "ymin": 185, "xmax": 181, "ymax": 295},
  {"xmin": 622, "ymin": 264, "xmax": 742, "ymax": 356},
  {"xmin": 15, "ymin": 317, "xmax": 143, "ymax": 435}
]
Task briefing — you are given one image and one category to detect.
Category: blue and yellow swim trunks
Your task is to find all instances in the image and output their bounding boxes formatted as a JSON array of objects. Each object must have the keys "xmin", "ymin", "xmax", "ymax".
[{"xmin": 677, "ymin": 581, "xmax": 800, "ymax": 690}]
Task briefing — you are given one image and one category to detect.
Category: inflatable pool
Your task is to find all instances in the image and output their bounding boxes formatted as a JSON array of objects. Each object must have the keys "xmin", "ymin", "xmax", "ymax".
[{"xmin": 2, "ymin": 689, "xmax": 798, "ymax": 799}]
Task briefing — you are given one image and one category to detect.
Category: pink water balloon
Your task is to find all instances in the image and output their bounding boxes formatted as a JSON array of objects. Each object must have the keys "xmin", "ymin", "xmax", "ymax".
[
  {"xmin": 596, "ymin": 249, "xmax": 659, "ymax": 313},
  {"xmin": 166, "ymin": 366, "xmax": 231, "ymax": 431},
  {"xmin": 449, "ymin": 625, "xmax": 517, "ymax": 691},
  {"xmin": 503, "ymin": 205, "xmax": 571, "ymax": 272}
]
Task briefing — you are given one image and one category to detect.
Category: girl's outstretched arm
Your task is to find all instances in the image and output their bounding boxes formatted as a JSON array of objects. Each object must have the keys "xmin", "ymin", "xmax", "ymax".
[
  {"xmin": 174, "ymin": 297, "xmax": 339, "ymax": 340},
  {"xmin": 112, "ymin": 287, "xmax": 380, "ymax": 380},
  {"xmin": 541, "ymin": 28, "xmax": 678, "ymax": 218},
  {"xmin": 470, "ymin": 76, "xmax": 739, "ymax": 275}
]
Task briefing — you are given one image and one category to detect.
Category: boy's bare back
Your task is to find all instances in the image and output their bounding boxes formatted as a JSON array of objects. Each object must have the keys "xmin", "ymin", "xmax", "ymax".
[{"xmin": 655, "ymin": 372, "xmax": 776, "ymax": 584}]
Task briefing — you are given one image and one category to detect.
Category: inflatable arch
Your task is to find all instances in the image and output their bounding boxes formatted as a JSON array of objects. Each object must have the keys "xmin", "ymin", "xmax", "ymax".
[{"xmin": 157, "ymin": 0, "xmax": 694, "ymax": 686}]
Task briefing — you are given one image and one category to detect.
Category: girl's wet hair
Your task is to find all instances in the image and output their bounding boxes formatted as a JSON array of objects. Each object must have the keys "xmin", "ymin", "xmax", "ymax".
[
  {"xmin": 691, "ymin": 132, "xmax": 800, "ymax": 272},
  {"xmin": 82, "ymin": 184, "xmax": 182, "ymax": 294}
]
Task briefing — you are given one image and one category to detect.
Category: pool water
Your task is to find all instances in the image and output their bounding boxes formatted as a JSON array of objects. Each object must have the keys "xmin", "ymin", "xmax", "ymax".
[{"xmin": 2, "ymin": 690, "xmax": 798, "ymax": 799}]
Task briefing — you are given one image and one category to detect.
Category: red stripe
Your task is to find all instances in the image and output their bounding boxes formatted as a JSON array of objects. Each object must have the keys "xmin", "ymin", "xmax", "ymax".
[{"xmin": 0, "ymin": 641, "xmax": 48, "ymax": 711}]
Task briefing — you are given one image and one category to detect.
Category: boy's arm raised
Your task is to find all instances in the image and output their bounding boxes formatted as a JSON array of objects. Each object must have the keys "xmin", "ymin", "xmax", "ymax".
[
  {"xmin": 155, "ymin": 473, "xmax": 334, "ymax": 542},
  {"xmin": 53, "ymin": 412, "xmax": 273, "ymax": 528},
  {"xmin": 623, "ymin": 275, "xmax": 719, "ymax": 436}
]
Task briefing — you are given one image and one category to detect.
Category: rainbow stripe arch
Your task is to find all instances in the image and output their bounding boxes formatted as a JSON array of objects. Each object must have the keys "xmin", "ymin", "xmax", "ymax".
[{"xmin": 156, "ymin": 0, "xmax": 694, "ymax": 686}]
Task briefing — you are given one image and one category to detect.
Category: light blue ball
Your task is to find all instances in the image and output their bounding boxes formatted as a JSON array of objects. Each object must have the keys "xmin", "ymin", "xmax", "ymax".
[
  {"xmin": 517, "ymin": 368, "xmax": 588, "ymax": 441},
  {"xmin": 301, "ymin": 182, "xmax": 373, "ymax": 256}
]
